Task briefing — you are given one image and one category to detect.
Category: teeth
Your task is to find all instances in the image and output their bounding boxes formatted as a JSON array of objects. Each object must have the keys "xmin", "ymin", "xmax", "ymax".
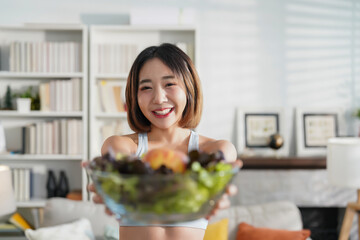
[{"xmin": 154, "ymin": 108, "xmax": 172, "ymax": 115}]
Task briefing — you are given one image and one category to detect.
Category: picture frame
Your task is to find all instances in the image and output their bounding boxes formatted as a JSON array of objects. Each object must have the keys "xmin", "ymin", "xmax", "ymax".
[
  {"xmin": 237, "ymin": 107, "xmax": 287, "ymax": 156},
  {"xmin": 244, "ymin": 113, "xmax": 279, "ymax": 148},
  {"xmin": 295, "ymin": 107, "xmax": 343, "ymax": 157}
]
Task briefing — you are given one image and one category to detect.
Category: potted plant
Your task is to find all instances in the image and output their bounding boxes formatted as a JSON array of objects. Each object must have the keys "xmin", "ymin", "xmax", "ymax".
[{"xmin": 13, "ymin": 86, "xmax": 35, "ymax": 113}]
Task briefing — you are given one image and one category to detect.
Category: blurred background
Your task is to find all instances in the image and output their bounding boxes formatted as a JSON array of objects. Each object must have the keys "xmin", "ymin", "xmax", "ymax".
[{"xmin": 1, "ymin": 0, "xmax": 359, "ymax": 156}]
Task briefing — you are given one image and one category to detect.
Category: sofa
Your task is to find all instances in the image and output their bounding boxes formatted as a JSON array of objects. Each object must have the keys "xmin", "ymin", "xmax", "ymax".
[{"xmin": 27, "ymin": 198, "xmax": 307, "ymax": 240}]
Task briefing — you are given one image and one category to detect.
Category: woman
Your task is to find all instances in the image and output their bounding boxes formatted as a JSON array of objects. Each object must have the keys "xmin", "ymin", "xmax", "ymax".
[{"xmin": 90, "ymin": 43, "xmax": 240, "ymax": 240}]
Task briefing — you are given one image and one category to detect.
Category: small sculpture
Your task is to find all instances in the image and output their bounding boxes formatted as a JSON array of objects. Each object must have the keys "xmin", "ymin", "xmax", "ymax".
[
  {"xmin": 268, "ymin": 133, "xmax": 284, "ymax": 158},
  {"xmin": 268, "ymin": 133, "xmax": 284, "ymax": 150}
]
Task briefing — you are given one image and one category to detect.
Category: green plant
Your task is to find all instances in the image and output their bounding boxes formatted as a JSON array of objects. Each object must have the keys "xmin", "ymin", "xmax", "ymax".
[
  {"xmin": 3, "ymin": 85, "xmax": 13, "ymax": 110},
  {"xmin": 13, "ymin": 86, "xmax": 34, "ymax": 99},
  {"xmin": 13, "ymin": 86, "xmax": 41, "ymax": 111}
]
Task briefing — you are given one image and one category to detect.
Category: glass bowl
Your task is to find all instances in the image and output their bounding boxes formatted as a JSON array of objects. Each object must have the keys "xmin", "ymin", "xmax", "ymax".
[{"xmin": 86, "ymin": 164, "xmax": 239, "ymax": 224}]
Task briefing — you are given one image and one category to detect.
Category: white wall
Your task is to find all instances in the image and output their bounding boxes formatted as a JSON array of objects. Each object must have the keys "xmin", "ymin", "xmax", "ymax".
[{"xmin": 1, "ymin": 0, "xmax": 359, "ymax": 155}]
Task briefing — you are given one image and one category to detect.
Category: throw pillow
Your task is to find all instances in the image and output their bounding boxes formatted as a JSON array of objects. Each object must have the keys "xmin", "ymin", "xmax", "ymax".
[
  {"xmin": 104, "ymin": 224, "xmax": 119, "ymax": 240},
  {"xmin": 203, "ymin": 218, "xmax": 229, "ymax": 240},
  {"xmin": 25, "ymin": 218, "xmax": 95, "ymax": 240},
  {"xmin": 236, "ymin": 222, "xmax": 311, "ymax": 240}
]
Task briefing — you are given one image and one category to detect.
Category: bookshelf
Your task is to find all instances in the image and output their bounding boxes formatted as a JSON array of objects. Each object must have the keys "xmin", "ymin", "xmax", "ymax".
[
  {"xmin": 88, "ymin": 25, "xmax": 197, "ymax": 173},
  {"xmin": 0, "ymin": 25, "xmax": 88, "ymax": 207}
]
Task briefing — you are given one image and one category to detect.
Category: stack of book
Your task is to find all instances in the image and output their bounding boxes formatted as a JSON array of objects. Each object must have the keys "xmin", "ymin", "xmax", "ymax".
[
  {"xmin": 97, "ymin": 43, "xmax": 138, "ymax": 73},
  {"xmin": 21, "ymin": 119, "xmax": 83, "ymax": 155},
  {"xmin": 10, "ymin": 168, "xmax": 33, "ymax": 202},
  {"xmin": 98, "ymin": 80, "xmax": 126, "ymax": 113},
  {"xmin": 39, "ymin": 78, "xmax": 82, "ymax": 112},
  {"xmin": 0, "ymin": 222, "xmax": 24, "ymax": 237},
  {"xmin": 9, "ymin": 41, "xmax": 82, "ymax": 73}
]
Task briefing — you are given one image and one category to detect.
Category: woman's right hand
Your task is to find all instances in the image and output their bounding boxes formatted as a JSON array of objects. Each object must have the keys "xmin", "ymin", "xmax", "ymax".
[
  {"xmin": 87, "ymin": 183, "xmax": 113, "ymax": 216},
  {"xmin": 82, "ymin": 161, "xmax": 113, "ymax": 216}
]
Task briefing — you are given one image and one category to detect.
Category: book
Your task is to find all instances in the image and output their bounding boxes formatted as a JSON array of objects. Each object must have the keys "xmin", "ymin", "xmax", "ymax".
[
  {"xmin": 29, "ymin": 124, "xmax": 36, "ymax": 154},
  {"xmin": 18, "ymin": 168, "xmax": 25, "ymax": 201},
  {"xmin": 17, "ymin": 207, "xmax": 40, "ymax": 229},
  {"xmin": 13, "ymin": 168, "xmax": 19, "ymax": 201},
  {"xmin": 21, "ymin": 126, "xmax": 26, "ymax": 154},
  {"xmin": 0, "ymin": 223, "xmax": 23, "ymax": 236},
  {"xmin": 113, "ymin": 86, "xmax": 125, "ymax": 112},
  {"xmin": 8, "ymin": 213, "xmax": 33, "ymax": 231}
]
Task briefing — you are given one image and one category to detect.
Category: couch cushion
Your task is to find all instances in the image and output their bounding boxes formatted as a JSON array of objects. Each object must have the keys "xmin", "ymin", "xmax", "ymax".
[
  {"xmin": 41, "ymin": 198, "xmax": 118, "ymax": 239},
  {"xmin": 203, "ymin": 218, "xmax": 228, "ymax": 240},
  {"xmin": 26, "ymin": 218, "xmax": 95, "ymax": 240},
  {"xmin": 236, "ymin": 222, "xmax": 310, "ymax": 240},
  {"xmin": 209, "ymin": 201, "xmax": 303, "ymax": 240}
]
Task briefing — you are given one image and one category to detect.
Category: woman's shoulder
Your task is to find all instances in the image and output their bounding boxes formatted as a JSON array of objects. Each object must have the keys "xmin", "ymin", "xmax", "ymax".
[
  {"xmin": 198, "ymin": 135, "xmax": 237, "ymax": 162},
  {"xmin": 101, "ymin": 133, "xmax": 138, "ymax": 155}
]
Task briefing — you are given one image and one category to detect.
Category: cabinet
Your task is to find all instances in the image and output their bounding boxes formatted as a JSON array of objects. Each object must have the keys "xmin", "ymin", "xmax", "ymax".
[
  {"xmin": 0, "ymin": 25, "xmax": 88, "ymax": 206},
  {"xmin": 88, "ymin": 25, "xmax": 197, "ymax": 162}
]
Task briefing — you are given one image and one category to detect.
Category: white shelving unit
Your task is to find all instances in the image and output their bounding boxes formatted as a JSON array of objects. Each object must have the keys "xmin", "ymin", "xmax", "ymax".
[
  {"xmin": 0, "ymin": 25, "xmax": 88, "ymax": 207},
  {"xmin": 88, "ymin": 25, "xmax": 197, "ymax": 166}
]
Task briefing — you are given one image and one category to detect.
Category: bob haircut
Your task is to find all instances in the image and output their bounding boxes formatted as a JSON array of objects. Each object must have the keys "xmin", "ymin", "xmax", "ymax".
[{"xmin": 126, "ymin": 43, "xmax": 203, "ymax": 133}]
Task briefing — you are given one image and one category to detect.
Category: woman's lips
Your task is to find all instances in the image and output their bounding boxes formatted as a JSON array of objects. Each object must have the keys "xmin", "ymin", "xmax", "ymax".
[{"xmin": 152, "ymin": 108, "xmax": 174, "ymax": 118}]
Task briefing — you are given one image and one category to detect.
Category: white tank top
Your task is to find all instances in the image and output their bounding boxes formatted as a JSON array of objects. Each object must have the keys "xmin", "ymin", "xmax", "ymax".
[
  {"xmin": 121, "ymin": 130, "xmax": 208, "ymax": 229},
  {"xmin": 135, "ymin": 130, "xmax": 199, "ymax": 157}
]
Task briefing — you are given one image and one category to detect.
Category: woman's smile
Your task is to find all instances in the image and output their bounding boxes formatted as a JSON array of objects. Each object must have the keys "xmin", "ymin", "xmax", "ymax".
[{"xmin": 152, "ymin": 107, "xmax": 175, "ymax": 118}]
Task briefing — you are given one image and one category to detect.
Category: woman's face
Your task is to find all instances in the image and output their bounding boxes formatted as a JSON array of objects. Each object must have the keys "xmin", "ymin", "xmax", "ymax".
[{"xmin": 137, "ymin": 58, "xmax": 187, "ymax": 130}]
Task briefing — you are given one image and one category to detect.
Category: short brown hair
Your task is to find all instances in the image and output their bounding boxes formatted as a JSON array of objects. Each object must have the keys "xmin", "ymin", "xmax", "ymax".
[{"xmin": 126, "ymin": 43, "xmax": 203, "ymax": 133}]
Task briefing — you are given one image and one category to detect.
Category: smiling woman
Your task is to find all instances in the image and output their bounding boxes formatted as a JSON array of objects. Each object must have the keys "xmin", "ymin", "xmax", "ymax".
[{"xmin": 88, "ymin": 43, "xmax": 239, "ymax": 240}]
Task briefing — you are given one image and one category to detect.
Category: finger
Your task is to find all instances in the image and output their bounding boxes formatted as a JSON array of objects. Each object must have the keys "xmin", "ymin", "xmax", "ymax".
[
  {"xmin": 236, "ymin": 159, "xmax": 243, "ymax": 168},
  {"xmin": 92, "ymin": 194, "xmax": 104, "ymax": 204},
  {"xmin": 87, "ymin": 183, "xmax": 96, "ymax": 193},
  {"xmin": 218, "ymin": 195, "xmax": 230, "ymax": 209},
  {"xmin": 206, "ymin": 195, "xmax": 229, "ymax": 220},
  {"xmin": 105, "ymin": 207, "xmax": 113, "ymax": 216},
  {"xmin": 226, "ymin": 184, "xmax": 238, "ymax": 196},
  {"xmin": 81, "ymin": 161, "xmax": 89, "ymax": 168},
  {"xmin": 205, "ymin": 207, "xmax": 218, "ymax": 220},
  {"xmin": 231, "ymin": 159, "xmax": 243, "ymax": 169}
]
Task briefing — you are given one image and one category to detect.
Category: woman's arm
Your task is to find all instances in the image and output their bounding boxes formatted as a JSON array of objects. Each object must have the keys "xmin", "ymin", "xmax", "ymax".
[
  {"xmin": 101, "ymin": 135, "xmax": 137, "ymax": 156},
  {"xmin": 200, "ymin": 138, "xmax": 238, "ymax": 162},
  {"xmin": 199, "ymin": 137, "xmax": 242, "ymax": 219},
  {"xmin": 87, "ymin": 135, "xmax": 137, "ymax": 208}
]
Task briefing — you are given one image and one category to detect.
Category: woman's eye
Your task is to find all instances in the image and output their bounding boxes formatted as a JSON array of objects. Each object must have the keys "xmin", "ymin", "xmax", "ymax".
[
  {"xmin": 140, "ymin": 86, "xmax": 151, "ymax": 91},
  {"xmin": 166, "ymin": 83, "xmax": 176, "ymax": 87}
]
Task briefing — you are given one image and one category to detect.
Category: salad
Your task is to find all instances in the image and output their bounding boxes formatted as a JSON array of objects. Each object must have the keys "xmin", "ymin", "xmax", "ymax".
[{"xmin": 87, "ymin": 148, "xmax": 239, "ymax": 223}]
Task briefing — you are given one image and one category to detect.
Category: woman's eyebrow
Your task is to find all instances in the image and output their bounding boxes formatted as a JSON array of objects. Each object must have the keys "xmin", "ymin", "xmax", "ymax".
[
  {"xmin": 139, "ymin": 79, "xmax": 151, "ymax": 85},
  {"xmin": 162, "ymin": 75, "xmax": 175, "ymax": 80}
]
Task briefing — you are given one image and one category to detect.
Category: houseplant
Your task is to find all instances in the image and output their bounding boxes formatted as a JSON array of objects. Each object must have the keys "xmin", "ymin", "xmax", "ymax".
[{"xmin": 13, "ymin": 86, "xmax": 38, "ymax": 113}]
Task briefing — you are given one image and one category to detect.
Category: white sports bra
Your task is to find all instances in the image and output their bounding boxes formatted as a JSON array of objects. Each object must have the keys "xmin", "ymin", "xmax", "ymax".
[
  {"xmin": 135, "ymin": 130, "xmax": 200, "ymax": 156},
  {"xmin": 120, "ymin": 130, "xmax": 208, "ymax": 229}
]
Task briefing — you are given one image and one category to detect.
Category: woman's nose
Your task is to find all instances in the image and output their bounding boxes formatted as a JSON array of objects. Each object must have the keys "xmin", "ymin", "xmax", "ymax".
[{"xmin": 153, "ymin": 87, "xmax": 167, "ymax": 104}]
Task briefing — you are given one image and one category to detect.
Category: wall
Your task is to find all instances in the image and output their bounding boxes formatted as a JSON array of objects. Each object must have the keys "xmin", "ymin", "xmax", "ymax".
[{"xmin": 1, "ymin": 0, "xmax": 359, "ymax": 156}]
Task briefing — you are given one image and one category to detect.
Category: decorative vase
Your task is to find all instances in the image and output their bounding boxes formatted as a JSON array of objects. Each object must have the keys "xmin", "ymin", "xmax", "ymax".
[
  {"xmin": 46, "ymin": 170, "xmax": 57, "ymax": 198},
  {"xmin": 56, "ymin": 170, "xmax": 69, "ymax": 198},
  {"xmin": 16, "ymin": 98, "xmax": 31, "ymax": 113}
]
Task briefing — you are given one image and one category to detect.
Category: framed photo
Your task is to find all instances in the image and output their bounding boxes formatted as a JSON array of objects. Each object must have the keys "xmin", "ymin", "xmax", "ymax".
[
  {"xmin": 237, "ymin": 108, "xmax": 287, "ymax": 156},
  {"xmin": 245, "ymin": 113, "xmax": 279, "ymax": 148},
  {"xmin": 296, "ymin": 108, "xmax": 342, "ymax": 156}
]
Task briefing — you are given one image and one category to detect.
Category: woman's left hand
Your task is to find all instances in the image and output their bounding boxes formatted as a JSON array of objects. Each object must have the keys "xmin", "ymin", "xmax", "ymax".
[{"xmin": 205, "ymin": 159, "xmax": 242, "ymax": 220}]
